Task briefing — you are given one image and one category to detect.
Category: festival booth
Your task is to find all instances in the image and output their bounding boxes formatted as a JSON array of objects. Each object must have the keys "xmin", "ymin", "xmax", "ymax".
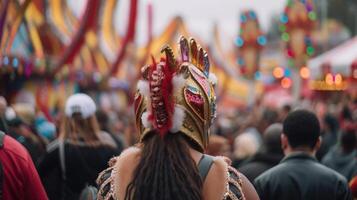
[{"xmin": 307, "ymin": 36, "xmax": 357, "ymax": 99}]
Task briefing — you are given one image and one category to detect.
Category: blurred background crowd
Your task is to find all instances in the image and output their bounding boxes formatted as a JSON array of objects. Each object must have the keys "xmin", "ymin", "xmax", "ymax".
[{"xmin": 0, "ymin": 92, "xmax": 356, "ymax": 198}]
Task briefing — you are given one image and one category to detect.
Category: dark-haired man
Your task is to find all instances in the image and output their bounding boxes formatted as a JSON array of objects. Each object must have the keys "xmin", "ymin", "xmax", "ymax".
[
  {"xmin": 322, "ymin": 129, "xmax": 357, "ymax": 181},
  {"xmin": 254, "ymin": 109, "xmax": 352, "ymax": 200}
]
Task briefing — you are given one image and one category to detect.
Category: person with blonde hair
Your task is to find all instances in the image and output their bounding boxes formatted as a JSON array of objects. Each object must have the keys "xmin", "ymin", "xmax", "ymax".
[
  {"xmin": 231, "ymin": 132, "xmax": 259, "ymax": 169},
  {"xmin": 38, "ymin": 93, "xmax": 120, "ymax": 200}
]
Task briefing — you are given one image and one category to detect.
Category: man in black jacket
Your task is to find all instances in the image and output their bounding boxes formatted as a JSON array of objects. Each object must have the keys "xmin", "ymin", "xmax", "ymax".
[{"xmin": 254, "ymin": 109, "xmax": 352, "ymax": 200}]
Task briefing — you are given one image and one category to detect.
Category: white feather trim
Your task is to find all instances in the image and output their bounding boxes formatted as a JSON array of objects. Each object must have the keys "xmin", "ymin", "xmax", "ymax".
[
  {"xmin": 172, "ymin": 75, "xmax": 186, "ymax": 92},
  {"xmin": 141, "ymin": 111, "xmax": 152, "ymax": 128},
  {"xmin": 170, "ymin": 106, "xmax": 185, "ymax": 133},
  {"xmin": 208, "ymin": 73, "xmax": 218, "ymax": 86},
  {"xmin": 137, "ymin": 80, "xmax": 150, "ymax": 96}
]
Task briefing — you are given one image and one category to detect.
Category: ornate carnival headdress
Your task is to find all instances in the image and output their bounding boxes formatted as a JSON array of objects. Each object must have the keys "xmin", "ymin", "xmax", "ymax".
[{"xmin": 134, "ymin": 36, "xmax": 217, "ymax": 152}]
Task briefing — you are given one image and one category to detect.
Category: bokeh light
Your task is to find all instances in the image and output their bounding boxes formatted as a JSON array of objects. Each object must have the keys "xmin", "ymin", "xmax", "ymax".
[
  {"xmin": 279, "ymin": 25, "xmax": 286, "ymax": 32},
  {"xmin": 308, "ymin": 11, "xmax": 317, "ymax": 21},
  {"xmin": 306, "ymin": 46, "xmax": 315, "ymax": 56},
  {"xmin": 3, "ymin": 56, "xmax": 9, "ymax": 65},
  {"xmin": 254, "ymin": 71, "xmax": 261, "ymax": 80},
  {"xmin": 273, "ymin": 67, "xmax": 284, "ymax": 79},
  {"xmin": 281, "ymin": 32, "xmax": 290, "ymax": 42},
  {"xmin": 281, "ymin": 77, "xmax": 292, "ymax": 89},
  {"xmin": 235, "ymin": 37, "xmax": 244, "ymax": 47},
  {"xmin": 237, "ymin": 58, "xmax": 244, "ymax": 65},
  {"xmin": 284, "ymin": 68, "xmax": 291, "ymax": 77},
  {"xmin": 325, "ymin": 73, "xmax": 334, "ymax": 85},
  {"xmin": 12, "ymin": 58, "xmax": 19, "ymax": 68},
  {"xmin": 300, "ymin": 67, "xmax": 310, "ymax": 79},
  {"xmin": 334, "ymin": 73, "xmax": 342, "ymax": 85},
  {"xmin": 257, "ymin": 36, "xmax": 267, "ymax": 46},
  {"xmin": 249, "ymin": 11, "xmax": 256, "ymax": 20},
  {"xmin": 280, "ymin": 14, "xmax": 288, "ymax": 24},
  {"xmin": 241, "ymin": 15, "xmax": 247, "ymax": 23}
]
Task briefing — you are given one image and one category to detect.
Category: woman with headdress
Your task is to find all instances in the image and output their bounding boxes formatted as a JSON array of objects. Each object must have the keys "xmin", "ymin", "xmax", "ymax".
[
  {"xmin": 97, "ymin": 36, "xmax": 259, "ymax": 200},
  {"xmin": 38, "ymin": 93, "xmax": 121, "ymax": 200}
]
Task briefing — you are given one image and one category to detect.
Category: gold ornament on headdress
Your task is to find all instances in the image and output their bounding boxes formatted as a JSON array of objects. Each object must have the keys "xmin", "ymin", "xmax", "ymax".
[{"xmin": 134, "ymin": 36, "xmax": 217, "ymax": 152}]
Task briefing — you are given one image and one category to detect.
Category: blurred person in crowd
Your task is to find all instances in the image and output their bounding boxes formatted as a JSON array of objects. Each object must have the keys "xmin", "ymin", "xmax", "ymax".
[
  {"xmin": 0, "ymin": 96, "xmax": 6, "ymax": 116},
  {"xmin": 118, "ymin": 111, "xmax": 139, "ymax": 147},
  {"xmin": 13, "ymin": 103, "xmax": 53, "ymax": 141},
  {"xmin": 240, "ymin": 109, "xmax": 262, "ymax": 145},
  {"xmin": 35, "ymin": 116, "xmax": 57, "ymax": 142},
  {"xmin": 316, "ymin": 114, "xmax": 339, "ymax": 160},
  {"xmin": 279, "ymin": 104, "xmax": 291, "ymax": 122},
  {"xmin": 242, "ymin": 108, "xmax": 279, "ymax": 148},
  {"xmin": 0, "ymin": 129, "xmax": 48, "ymax": 200},
  {"xmin": 255, "ymin": 110, "xmax": 351, "ymax": 200},
  {"xmin": 110, "ymin": 111, "xmax": 134, "ymax": 148},
  {"xmin": 96, "ymin": 110, "xmax": 124, "ymax": 153},
  {"xmin": 239, "ymin": 123, "xmax": 284, "ymax": 182},
  {"xmin": 232, "ymin": 132, "xmax": 259, "ymax": 169},
  {"xmin": 340, "ymin": 105, "xmax": 354, "ymax": 131},
  {"xmin": 206, "ymin": 135, "xmax": 231, "ymax": 157},
  {"xmin": 213, "ymin": 115, "xmax": 238, "ymax": 147},
  {"xmin": 12, "ymin": 103, "xmax": 48, "ymax": 154},
  {"xmin": 96, "ymin": 37, "xmax": 259, "ymax": 200},
  {"xmin": 258, "ymin": 108, "xmax": 279, "ymax": 135},
  {"xmin": 96, "ymin": 109, "xmax": 112, "ymax": 134},
  {"xmin": 7, "ymin": 117, "xmax": 46, "ymax": 166},
  {"xmin": 0, "ymin": 96, "xmax": 8, "ymax": 132},
  {"xmin": 38, "ymin": 93, "xmax": 121, "ymax": 200},
  {"xmin": 12, "ymin": 103, "xmax": 36, "ymax": 126},
  {"xmin": 322, "ymin": 129, "xmax": 357, "ymax": 181}
]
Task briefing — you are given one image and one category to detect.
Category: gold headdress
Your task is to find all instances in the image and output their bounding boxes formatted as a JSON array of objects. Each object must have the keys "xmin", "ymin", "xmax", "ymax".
[{"xmin": 134, "ymin": 36, "xmax": 217, "ymax": 152}]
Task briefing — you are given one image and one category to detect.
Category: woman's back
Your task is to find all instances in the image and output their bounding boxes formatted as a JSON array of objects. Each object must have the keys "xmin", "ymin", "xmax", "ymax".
[{"xmin": 97, "ymin": 146, "xmax": 258, "ymax": 200}]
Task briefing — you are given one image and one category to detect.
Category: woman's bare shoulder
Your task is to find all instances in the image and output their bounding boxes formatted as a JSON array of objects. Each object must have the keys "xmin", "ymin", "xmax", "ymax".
[
  {"xmin": 203, "ymin": 156, "xmax": 259, "ymax": 200},
  {"xmin": 96, "ymin": 146, "xmax": 142, "ymax": 200}
]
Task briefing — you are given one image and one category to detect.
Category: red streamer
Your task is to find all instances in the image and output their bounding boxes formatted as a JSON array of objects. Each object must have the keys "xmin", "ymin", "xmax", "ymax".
[
  {"xmin": 52, "ymin": 0, "xmax": 100, "ymax": 76},
  {"xmin": 110, "ymin": 0, "xmax": 138, "ymax": 75}
]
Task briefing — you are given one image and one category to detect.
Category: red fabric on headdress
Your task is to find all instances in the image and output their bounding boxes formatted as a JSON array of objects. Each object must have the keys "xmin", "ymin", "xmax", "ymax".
[{"xmin": 148, "ymin": 57, "xmax": 175, "ymax": 137}]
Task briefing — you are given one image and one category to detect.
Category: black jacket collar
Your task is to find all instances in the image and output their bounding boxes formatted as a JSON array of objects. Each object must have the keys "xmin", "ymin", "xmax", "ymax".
[{"xmin": 280, "ymin": 152, "xmax": 317, "ymax": 163}]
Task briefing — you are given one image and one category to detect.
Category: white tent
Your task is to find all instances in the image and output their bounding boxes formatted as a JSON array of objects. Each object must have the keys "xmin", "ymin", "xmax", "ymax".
[{"xmin": 308, "ymin": 36, "xmax": 357, "ymax": 79}]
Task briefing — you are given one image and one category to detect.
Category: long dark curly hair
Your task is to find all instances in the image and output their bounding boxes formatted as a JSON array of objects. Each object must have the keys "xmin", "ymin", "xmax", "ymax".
[{"xmin": 124, "ymin": 131, "xmax": 203, "ymax": 200}]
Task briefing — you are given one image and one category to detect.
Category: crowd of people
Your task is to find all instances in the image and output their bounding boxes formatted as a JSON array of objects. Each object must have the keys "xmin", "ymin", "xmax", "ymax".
[
  {"xmin": 0, "ymin": 90, "xmax": 356, "ymax": 199},
  {"xmin": 0, "ymin": 37, "xmax": 356, "ymax": 199}
]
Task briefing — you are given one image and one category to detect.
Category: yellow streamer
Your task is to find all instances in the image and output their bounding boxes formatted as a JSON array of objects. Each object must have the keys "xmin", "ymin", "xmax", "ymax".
[{"xmin": 102, "ymin": 0, "xmax": 120, "ymax": 51}]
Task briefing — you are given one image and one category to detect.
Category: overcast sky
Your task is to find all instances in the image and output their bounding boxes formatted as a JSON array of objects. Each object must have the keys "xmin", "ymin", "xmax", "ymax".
[{"xmin": 70, "ymin": 0, "xmax": 286, "ymax": 46}]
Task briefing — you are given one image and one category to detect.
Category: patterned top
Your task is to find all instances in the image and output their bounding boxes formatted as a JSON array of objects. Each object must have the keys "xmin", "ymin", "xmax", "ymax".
[{"xmin": 97, "ymin": 156, "xmax": 244, "ymax": 200}]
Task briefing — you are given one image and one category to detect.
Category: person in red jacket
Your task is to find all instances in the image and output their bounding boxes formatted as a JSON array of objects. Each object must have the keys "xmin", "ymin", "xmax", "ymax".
[{"xmin": 0, "ymin": 131, "xmax": 48, "ymax": 200}]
